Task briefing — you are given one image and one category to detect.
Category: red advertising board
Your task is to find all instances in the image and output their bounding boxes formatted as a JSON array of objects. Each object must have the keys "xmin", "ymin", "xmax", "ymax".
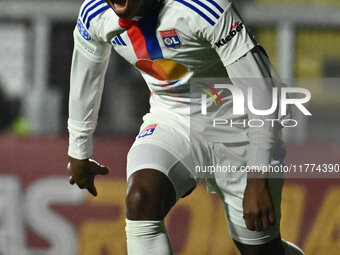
[{"xmin": 0, "ymin": 136, "xmax": 339, "ymax": 254}]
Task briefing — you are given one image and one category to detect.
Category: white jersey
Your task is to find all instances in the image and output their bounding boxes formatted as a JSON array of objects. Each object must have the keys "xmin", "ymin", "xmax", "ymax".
[
  {"xmin": 73, "ymin": 0, "xmax": 254, "ymax": 109},
  {"xmin": 68, "ymin": 0, "xmax": 282, "ymax": 166}
]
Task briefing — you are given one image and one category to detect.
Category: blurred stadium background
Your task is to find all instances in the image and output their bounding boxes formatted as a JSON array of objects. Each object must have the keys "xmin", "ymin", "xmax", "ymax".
[{"xmin": 0, "ymin": 0, "xmax": 340, "ymax": 254}]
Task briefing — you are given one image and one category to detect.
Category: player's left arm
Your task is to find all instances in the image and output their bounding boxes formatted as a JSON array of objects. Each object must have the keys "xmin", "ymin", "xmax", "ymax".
[
  {"xmin": 68, "ymin": 11, "xmax": 112, "ymax": 196},
  {"xmin": 200, "ymin": 1, "xmax": 279, "ymax": 231},
  {"xmin": 226, "ymin": 48, "xmax": 278, "ymax": 232}
]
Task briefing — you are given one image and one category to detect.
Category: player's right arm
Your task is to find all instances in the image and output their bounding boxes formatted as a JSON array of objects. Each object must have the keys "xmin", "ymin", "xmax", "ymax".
[{"xmin": 67, "ymin": 8, "xmax": 112, "ymax": 196}]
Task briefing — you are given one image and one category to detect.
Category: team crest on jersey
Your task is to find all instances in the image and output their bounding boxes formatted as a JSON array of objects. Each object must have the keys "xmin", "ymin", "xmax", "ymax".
[
  {"xmin": 138, "ymin": 124, "xmax": 157, "ymax": 138},
  {"xmin": 160, "ymin": 30, "xmax": 181, "ymax": 48},
  {"xmin": 77, "ymin": 19, "xmax": 92, "ymax": 41}
]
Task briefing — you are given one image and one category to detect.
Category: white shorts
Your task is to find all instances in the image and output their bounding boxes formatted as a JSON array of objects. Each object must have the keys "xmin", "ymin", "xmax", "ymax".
[
  {"xmin": 127, "ymin": 110, "xmax": 284, "ymax": 245},
  {"xmin": 127, "ymin": 110, "xmax": 208, "ymax": 200}
]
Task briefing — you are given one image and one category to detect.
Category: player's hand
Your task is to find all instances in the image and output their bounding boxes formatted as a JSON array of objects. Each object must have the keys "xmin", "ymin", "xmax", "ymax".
[
  {"xmin": 243, "ymin": 178, "xmax": 275, "ymax": 232},
  {"xmin": 67, "ymin": 156, "xmax": 110, "ymax": 196}
]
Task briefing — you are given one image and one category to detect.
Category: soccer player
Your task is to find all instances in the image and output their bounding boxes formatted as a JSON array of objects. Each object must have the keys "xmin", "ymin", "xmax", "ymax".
[{"xmin": 67, "ymin": 0, "xmax": 304, "ymax": 254}]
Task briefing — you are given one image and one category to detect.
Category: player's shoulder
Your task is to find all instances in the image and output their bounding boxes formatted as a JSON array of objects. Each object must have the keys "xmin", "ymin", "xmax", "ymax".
[
  {"xmin": 76, "ymin": 0, "xmax": 121, "ymax": 42},
  {"xmin": 78, "ymin": 0, "xmax": 111, "ymax": 31},
  {"xmin": 164, "ymin": 0, "xmax": 231, "ymax": 27}
]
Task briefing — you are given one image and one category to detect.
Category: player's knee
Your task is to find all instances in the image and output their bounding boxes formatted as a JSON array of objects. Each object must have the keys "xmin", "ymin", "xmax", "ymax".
[
  {"xmin": 126, "ymin": 169, "xmax": 176, "ymax": 220},
  {"xmin": 126, "ymin": 186, "xmax": 151, "ymax": 214},
  {"xmin": 125, "ymin": 182, "xmax": 171, "ymax": 220}
]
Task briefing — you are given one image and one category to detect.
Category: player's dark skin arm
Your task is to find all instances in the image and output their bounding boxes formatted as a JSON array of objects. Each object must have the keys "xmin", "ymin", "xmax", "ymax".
[
  {"xmin": 240, "ymin": 176, "xmax": 285, "ymax": 254},
  {"xmin": 243, "ymin": 175, "xmax": 275, "ymax": 232},
  {"xmin": 68, "ymin": 156, "xmax": 110, "ymax": 196}
]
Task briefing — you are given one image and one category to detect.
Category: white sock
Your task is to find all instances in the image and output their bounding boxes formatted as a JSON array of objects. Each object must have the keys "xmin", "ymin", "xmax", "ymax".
[
  {"xmin": 282, "ymin": 240, "xmax": 304, "ymax": 255},
  {"xmin": 125, "ymin": 219, "xmax": 173, "ymax": 255}
]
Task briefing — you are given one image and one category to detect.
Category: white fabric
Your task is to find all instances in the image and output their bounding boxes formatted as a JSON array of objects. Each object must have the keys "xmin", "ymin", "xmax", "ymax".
[
  {"xmin": 127, "ymin": 109, "xmax": 211, "ymax": 179},
  {"xmin": 68, "ymin": 47, "xmax": 110, "ymax": 159},
  {"xmin": 226, "ymin": 219, "xmax": 280, "ymax": 245},
  {"xmin": 127, "ymin": 144, "xmax": 197, "ymax": 201},
  {"xmin": 125, "ymin": 219, "xmax": 173, "ymax": 255},
  {"xmin": 225, "ymin": 48, "xmax": 286, "ymax": 168}
]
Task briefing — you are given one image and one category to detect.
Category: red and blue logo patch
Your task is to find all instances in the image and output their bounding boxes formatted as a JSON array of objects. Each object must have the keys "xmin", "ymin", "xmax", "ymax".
[
  {"xmin": 160, "ymin": 30, "xmax": 181, "ymax": 48},
  {"xmin": 138, "ymin": 124, "xmax": 157, "ymax": 138}
]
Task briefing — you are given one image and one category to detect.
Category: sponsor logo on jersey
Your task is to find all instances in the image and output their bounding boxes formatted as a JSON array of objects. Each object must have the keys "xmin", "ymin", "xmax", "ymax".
[
  {"xmin": 77, "ymin": 19, "xmax": 92, "ymax": 41},
  {"xmin": 76, "ymin": 34, "xmax": 96, "ymax": 54},
  {"xmin": 135, "ymin": 59, "xmax": 188, "ymax": 81},
  {"xmin": 138, "ymin": 124, "xmax": 157, "ymax": 138},
  {"xmin": 111, "ymin": 34, "xmax": 127, "ymax": 46},
  {"xmin": 214, "ymin": 22, "xmax": 244, "ymax": 48},
  {"xmin": 160, "ymin": 30, "xmax": 181, "ymax": 48}
]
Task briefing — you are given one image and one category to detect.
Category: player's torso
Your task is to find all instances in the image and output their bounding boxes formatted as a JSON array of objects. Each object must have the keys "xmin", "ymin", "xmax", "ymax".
[{"xmin": 78, "ymin": 0, "xmax": 253, "ymax": 141}]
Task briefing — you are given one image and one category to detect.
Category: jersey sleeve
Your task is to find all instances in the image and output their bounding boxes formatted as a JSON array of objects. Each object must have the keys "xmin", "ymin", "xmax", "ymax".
[
  {"xmin": 73, "ymin": 7, "xmax": 112, "ymax": 62},
  {"xmin": 68, "ymin": 5, "xmax": 111, "ymax": 160},
  {"xmin": 201, "ymin": 1, "xmax": 256, "ymax": 66},
  {"xmin": 226, "ymin": 48, "xmax": 280, "ymax": 168}
]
